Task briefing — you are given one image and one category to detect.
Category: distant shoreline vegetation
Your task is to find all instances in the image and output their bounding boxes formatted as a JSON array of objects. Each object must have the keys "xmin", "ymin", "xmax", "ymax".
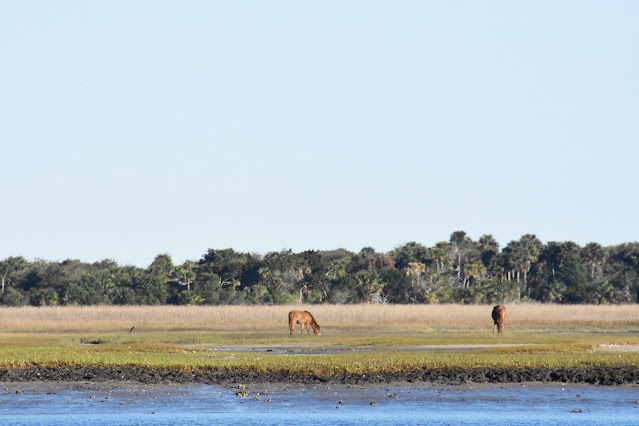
[{"xmin": 0, "ymin": 231, "xmax": 637, "ymax": 306}]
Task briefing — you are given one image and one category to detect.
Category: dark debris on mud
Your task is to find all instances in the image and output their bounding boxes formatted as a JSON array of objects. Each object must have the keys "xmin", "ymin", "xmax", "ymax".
[{"xmin": 1, "ymin": 366, "xmax": 638, "ymax": 386}]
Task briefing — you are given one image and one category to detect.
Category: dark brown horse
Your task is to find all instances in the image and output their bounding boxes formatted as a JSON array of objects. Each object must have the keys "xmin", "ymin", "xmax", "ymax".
[
  {"xmin": 492, "ymin": 305, "xmax": 506, "ymax": 334},
  {"xmin": 288, "ymin": 310, "xmax": 321, "ymax": 335}
]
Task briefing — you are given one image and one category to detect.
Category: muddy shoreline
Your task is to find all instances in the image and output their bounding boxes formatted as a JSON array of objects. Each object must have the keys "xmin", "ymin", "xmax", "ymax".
[{"xmin": 1, "ymin": 365, "xmax": 638, "ymax": 387}]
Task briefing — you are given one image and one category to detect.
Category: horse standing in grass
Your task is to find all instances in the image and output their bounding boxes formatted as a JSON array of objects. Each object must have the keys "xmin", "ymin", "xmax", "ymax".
[
  {"xmin": 492, "ymin": 305, "xmax": 506, "ymax": 334},
  {"xmin": 288, "ymin": 310, "xmax": 321, "ymax": 335}
]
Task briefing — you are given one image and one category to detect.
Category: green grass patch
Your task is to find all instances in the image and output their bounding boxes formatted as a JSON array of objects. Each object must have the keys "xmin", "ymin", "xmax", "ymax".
[{"xmin": 1, "ymin": 326, "xmax": 638, "ymax": 375}]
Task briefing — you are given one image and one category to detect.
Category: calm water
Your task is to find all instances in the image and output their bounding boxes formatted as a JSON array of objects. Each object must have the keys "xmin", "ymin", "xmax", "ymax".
[{"xmin": 0, "ymin": 382, "xmax": 637, "ymax": 425}]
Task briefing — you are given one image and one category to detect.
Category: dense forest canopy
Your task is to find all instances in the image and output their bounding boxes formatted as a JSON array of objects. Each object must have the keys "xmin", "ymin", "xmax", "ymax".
[{"xmin": 1, "ymin": 231, "xmax": 638, "ymax": 306}]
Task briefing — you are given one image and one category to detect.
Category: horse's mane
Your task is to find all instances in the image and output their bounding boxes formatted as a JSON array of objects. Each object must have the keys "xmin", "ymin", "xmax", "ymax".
[{"xmin": 304, "ymin": 311, "xmax": 318, "ymax": 325}]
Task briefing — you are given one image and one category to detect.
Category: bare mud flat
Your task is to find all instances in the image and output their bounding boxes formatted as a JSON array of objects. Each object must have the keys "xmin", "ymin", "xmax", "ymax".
[{"xmin": 1, "ymin": 364, "xmax": 638, "ymax": 387}]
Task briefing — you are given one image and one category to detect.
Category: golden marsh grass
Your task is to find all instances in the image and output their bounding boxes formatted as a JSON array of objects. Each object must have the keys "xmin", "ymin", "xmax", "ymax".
[
  {"xmin": 0, "ymin": 304, "xmax": 637, "ymax": 372},
  {"xmin": 0, "ymin": 303, "xmax": 637, "ymax": 332}
]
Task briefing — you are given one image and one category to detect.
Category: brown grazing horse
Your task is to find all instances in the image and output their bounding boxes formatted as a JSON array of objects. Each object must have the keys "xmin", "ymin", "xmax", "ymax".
[
  {"xmin": 492, "ymin": 305, "xmax": 506, "ymax": 334},
  {"xmin": 288, "ymin": 310, "xmax": 321, "ymax": 335}
]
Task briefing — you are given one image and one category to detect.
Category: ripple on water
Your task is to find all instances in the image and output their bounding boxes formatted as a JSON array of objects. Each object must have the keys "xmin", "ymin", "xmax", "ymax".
[{"xmin": 0, "ymin": 383, "xmax": 638, "ymax": 425}]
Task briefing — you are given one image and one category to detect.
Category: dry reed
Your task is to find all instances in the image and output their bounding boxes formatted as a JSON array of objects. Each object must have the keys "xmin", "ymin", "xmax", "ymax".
[{"xmin": 0, "ymin": 303, "xmax": 636, "ymax": 332}]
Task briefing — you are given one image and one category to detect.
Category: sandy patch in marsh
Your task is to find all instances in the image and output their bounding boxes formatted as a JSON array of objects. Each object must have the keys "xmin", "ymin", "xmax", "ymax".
[{"xmin": 596, "ymin": 344, "xmax": 639, "ymax": 352}]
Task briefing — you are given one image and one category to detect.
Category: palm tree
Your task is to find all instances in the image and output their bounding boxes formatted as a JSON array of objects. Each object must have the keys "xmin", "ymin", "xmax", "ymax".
[
  {"xmin": 430, "ymin": 242, "xmax": 449, "ymax": 273},
  {"xmin": 449, "ymin": 231, "xmax": 478, "ymax": 284},
  {"xmin": 519, "ymin": 234, "xmax": 543, "ymax": 284},
  {"xmin": 0, "ymin": 256, "xmax": 29, "ymax": 293},
  {"xmin": 502, "ymin": 235, "xmax": 543, "ymax": 300},
  {"xmin": 581, "ymin": 242, "xmax": 606, "ymax": 280},
  {"xmin": 503, "ymin": 235, "xmax": 542, "ymax": 284},
  {"xmin": 478, "ymin": 234, "xmax": 499, "ymax": 268}
]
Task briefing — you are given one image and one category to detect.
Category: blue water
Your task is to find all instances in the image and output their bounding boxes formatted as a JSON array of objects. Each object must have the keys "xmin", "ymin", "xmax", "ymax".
[{"xmin": 0, "ymin": 382, "xmax": 637, "ymax": 425}]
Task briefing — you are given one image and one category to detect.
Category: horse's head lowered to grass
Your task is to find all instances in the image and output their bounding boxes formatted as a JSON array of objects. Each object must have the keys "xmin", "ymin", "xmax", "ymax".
[{"xmin": 288, "ymin": 310, "xmax": 321, "ymax": 336}]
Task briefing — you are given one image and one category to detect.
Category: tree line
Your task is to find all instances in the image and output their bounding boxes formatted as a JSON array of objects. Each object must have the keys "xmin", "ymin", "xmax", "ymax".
[{"xmin": 1, "ymin": 231, "xmax": 638, "ymax": 306}]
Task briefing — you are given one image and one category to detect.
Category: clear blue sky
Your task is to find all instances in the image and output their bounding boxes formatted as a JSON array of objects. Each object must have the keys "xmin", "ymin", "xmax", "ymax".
[{"xmin": 1, "ymin": 1, "xmax": 638, "ymax": 267}]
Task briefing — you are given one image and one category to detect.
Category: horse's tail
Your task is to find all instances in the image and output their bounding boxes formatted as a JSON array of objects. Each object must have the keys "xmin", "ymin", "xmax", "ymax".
[{"xmin": 496, "ymin": 306, "xmax": 506, "ymax": 334}]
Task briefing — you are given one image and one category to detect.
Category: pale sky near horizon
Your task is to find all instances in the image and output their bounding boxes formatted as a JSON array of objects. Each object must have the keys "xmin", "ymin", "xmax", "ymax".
[{"xmin": 1, "ymin": 1, "xmax": 638, "ymax": 267}]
